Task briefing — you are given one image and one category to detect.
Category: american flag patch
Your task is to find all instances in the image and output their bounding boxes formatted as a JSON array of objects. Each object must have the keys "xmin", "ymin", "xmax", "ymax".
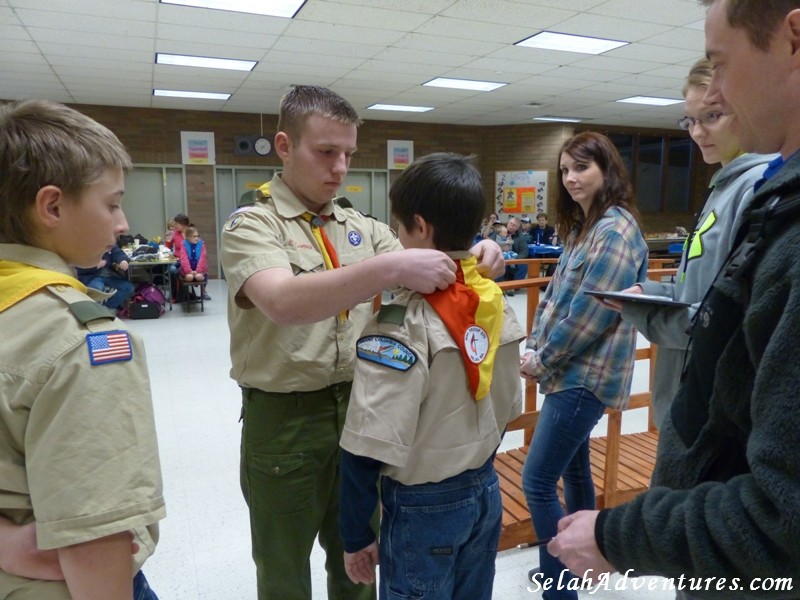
[{"xmin": 86, "ymin": 331, "xmax": 133, "ymax": 365}]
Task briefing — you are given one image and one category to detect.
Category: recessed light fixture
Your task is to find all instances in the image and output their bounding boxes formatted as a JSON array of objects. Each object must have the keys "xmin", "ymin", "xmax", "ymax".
[
  {"xmin": 153, "ymin": 89, "xmax": 231, "ymax": 100},
  {"xmin": 423, "ymin": 77, "xmax": 507, "ymax": 92},
  {"xmin": 533, "ymin": 116, "xmax": 583, "ymax": 123},
  {"xmin": 617, "ymin": 96, "xmax": 684, "ymax": 106},
  {"xmin": 516, "ymin": 31, "xmax": 628, "ymax": 55},
  {"xmin": 367, "ymin": 104, "xmax": 434, "ymax": 113},
  {"xmin": 156, "ymin": 53, "xmax": 256, "ymax": 72},
  {"xmin": 159, "ymin": 0, "xmax": 305, "ymax": 18}
]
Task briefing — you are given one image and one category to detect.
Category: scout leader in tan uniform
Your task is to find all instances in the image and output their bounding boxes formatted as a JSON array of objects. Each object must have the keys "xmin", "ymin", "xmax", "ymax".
[
  {"xmin": 0, "ymin": 100, "xmax": 164, "ymax": 600},
  {"xmin": 219, "ymin": 85, "xmax": 503, "ymax": 600}
]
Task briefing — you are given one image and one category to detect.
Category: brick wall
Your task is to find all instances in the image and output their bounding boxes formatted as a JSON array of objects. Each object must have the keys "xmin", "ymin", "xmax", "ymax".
[{"xmin": 68, "ymin": 102, "xmax": 707, "ymax": 276}]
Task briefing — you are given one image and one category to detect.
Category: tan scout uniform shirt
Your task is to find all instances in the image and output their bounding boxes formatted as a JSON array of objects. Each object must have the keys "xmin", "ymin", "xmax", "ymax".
[
  {"xmin": 220, "ymin": 173, "xmax": 400, "ymax": 393},
  {"xmin": 340, "ymin": 287, "xmax": 526, "ymax": 485},
  {"xmin": 0, "ymin": 244, "xmax": 164, "ymax": 592}
]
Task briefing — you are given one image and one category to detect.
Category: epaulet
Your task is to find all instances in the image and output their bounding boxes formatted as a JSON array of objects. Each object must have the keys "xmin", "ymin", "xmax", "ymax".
[
  {"xmin": 377, "ymin": 303, "xmax": 406, "ymax": 325},
  {"xmin": 68, "ymin": 300, "xmax": 115, "ymax": 324},
  {"xmin": 47, "ymin": 285, "xmax": 115, "ymax": 325},
  {"xmin": 238, "ymin": 188, "xmax": 271, "ymax": 207}
]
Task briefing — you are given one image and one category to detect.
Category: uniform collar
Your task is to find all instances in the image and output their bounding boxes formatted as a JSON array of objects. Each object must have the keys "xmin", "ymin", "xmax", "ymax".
[
  {"xmin": 0, "ymin": 243, "xmax": 77, "ymax": 277},
  {"xmin": 270, "ymin": 173, "xmax": 347, "ymax": 224}
]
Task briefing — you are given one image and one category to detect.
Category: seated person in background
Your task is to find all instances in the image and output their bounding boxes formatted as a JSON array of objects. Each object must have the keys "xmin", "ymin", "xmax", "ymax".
[
  {"xmin": 494, "ymin": 225, "xmax": 512, "ymax": 256},
  {"xmin": 179, "ymin": 227, "xmax": 211, "ymax": 300},
  {"xmin": 531, "ymin": 212, "xmax": 556, "ymax": 245},
  {"xmin": 168, "ymin": 213, "xmax": 191, "ymax": 301},
  {"xmin": 163, "ymin": 219, "xmax": 176, "ymax": 250},
  {"xmin": 339, "ymin": 152, "xmax": 525, "ymax": 600},
  {"xmin": 500, "ymin": 216, "xmax": 531, "ymax": 294},
  {"xmin": 519, "ymin": 216, "xmax": 533, "ymax": 241},
  {"xmin": 75, "ymin": 244, "xmax": 135, "ymax": 312}
]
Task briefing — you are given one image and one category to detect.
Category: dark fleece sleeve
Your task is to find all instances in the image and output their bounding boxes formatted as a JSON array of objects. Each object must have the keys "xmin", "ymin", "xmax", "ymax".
[
  {"xmin": 339, "ymin": 448, "xmax": 381, "ymax": 553},
  {"xmin": 597, "ymin": 234, "xmax": 800, "ymax": 596}
]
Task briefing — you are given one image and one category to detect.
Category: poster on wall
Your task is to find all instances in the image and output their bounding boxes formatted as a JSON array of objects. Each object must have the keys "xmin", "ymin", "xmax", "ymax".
[
  {"xmin": 387, "ymin": 140, "xmax": 413, "ymax": 170},
  {"xmin": 495, "ymin": 170, "xmax": 548, "ymax": 217},
  {"xmin": 181, "ymin": 131, "xmax": 216, "ymax": 165}
]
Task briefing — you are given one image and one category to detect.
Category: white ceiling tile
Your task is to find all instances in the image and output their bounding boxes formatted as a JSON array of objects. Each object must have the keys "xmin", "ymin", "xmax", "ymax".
[
  {"xmin": 590, "ymin": 0, "xmax": 707, "ymax": 27},
  {"xmin": 441, "ymin": 0, "xmax": 576, "ymax": 28},
  {"xmin": 297, "ymin": 1, "xmax": 432, "ymax": 31},
  {"xmin": 284, "ymin": 19, "xmax": 407, "ymax": 46},
  {"xmin": 372, "ymin": 47, "xmax": 471, "ymax": 68},
  {"xmin": 391, "ymin": 33, "xmax": 505, "ymax": 56}
]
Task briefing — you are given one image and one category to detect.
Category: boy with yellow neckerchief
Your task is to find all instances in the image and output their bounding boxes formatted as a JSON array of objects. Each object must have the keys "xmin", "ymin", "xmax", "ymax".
[
  {"xmin": 0, "ymin": 100, "xmax": 164, "ymax": 600},
  {"xmin": 339, "ymin": 153, "xmax": 525, "ymax": 600}
]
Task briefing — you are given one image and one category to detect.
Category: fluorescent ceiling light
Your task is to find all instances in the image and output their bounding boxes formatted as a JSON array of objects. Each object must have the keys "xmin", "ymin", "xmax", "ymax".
[
  {"xmin": 160, "ymin": 0, "xmax": 305, "ymax": 18},
  {"xmin": 153, "ymin": 89, "xmax": 231, "ymax": 100},
  {"xmin": 423, "ymin": 77, "xmax": 507, "ymax": 92},
  {"xmin": 156, "ymin": 53, "xmax": 256, "ymax": 72},
  {"xmin": 516, "ymin": 31, "xmax": 628, "ymax": 55},
  {"xmin": 617, "ymin": 96, "xmax": 683, "ymax": 106},
  {"xmin": 367, "ymin": 104, "xmax": 433, "ymax": 113},
  {"xmin": 533, "ymin": 116, "xmax": 583, "ymax": 123}
]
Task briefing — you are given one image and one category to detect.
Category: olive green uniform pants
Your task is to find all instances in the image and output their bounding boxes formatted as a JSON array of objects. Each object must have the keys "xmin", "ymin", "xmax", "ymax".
[{"xmin": 240, "ymin": 383, "xmax": 377, "ymax": 600}]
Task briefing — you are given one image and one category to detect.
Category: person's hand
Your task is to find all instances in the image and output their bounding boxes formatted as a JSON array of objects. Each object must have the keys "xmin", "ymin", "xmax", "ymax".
[
  {"xmin": 397, "ymin": 249, "xmax": 457, "ymax": 293},
  {"xmin": 118, "ymin": 260, "xmax": 129, "ymax": 271},
  {"xmin": 344, "ymin": 542, "xmax": 379, "ymax": 585},
  {"xmin": 597, "ymin": 284, "xmax": 642, "ymax": 312},
  {"xmin": 0, "ymin": 522, "xmax": 64, "ymax": 581},
  {"xmin": 520, "ymin": 350, "xmax": 539, "ymax": 382},
  {"xmin": 547, "ymin": 511, "xmax": 615, "ymax": 582},
  {"xmin": 97, "ymin": 258, "xmax": 107, "ymax": 268},
  {"xmin": 470, "ymin": 239, "xmax": 505, "ymax": 279}
]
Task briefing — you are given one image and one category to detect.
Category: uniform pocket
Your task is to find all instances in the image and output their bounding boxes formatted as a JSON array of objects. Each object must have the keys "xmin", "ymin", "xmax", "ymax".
[{"xmin": 247, "ymin": 452, "xmax": 312, "ymax": 514}]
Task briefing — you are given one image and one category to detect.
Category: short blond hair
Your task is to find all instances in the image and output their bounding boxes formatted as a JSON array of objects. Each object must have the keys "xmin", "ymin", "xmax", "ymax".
[
  {"xmin": 0, "ymin": 100, "xmax": 131, "ymax": 244},
  {"xmin": 277, "ymin": 85, "xmax": 361, "ymax": 141}
]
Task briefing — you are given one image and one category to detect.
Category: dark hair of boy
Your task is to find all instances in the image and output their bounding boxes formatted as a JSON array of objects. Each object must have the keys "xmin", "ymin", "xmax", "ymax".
[{"xmin": 390, "ymin": 152, "xmax": 484, "ymax": 252}]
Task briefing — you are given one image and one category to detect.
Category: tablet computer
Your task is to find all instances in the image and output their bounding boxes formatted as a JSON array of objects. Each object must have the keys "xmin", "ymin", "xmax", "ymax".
[{"xmin": 584, "ymin": 289, "xmax": 692, "ymax": 308}]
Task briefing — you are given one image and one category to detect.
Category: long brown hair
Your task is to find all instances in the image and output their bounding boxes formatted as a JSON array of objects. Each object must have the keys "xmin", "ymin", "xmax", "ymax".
[{"xmin": 555, "ymin": 131, "xmax": 641, "ymax": 244}]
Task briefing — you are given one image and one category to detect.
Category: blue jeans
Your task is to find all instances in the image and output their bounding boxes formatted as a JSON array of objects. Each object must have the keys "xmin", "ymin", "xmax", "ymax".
[
  {"xmin": 522, "ymin": 388, "xmax": 606, "ymax": 600},
  {"xmin": 379, "ymin": 457, "xmax": 501, "ymax": 600},
  {"xmin": 85, "ymin": 275, "xmax": 135, "ymax": 310},
  {"xmin": 133, "ymin": 570, "xmax": 158, "ymax": 600}
]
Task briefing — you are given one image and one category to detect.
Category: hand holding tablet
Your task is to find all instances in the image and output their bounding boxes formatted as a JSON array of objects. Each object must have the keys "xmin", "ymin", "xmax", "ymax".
[{"xmin": 584, "ymin": 289, "xmax": 691, "ymax": 308}]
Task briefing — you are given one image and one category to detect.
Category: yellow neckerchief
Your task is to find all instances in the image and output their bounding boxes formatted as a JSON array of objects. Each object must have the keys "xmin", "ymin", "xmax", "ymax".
[
  {"xmin": 0, "ymin": 259, "xmax": 87, "ymax": 313},
  {"xmin": 299, "ymin": 212, "xmax": 348, "ymax": 323},
  {"xmin": 423, "ymin": 256, "xmax": 504, "ymax": 401}
]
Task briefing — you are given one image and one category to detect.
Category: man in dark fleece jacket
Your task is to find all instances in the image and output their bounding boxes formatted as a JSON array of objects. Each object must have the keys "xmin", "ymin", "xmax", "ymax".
[{"xmin": 548, "ymin": 1, "xmax": 800, "ymax": 597}]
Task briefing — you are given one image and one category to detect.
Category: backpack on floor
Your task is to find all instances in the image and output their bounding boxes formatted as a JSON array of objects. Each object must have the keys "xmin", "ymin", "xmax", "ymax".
[{"xmin": 120, "ymin": 282, "xmax": 166, "ymax": 319}]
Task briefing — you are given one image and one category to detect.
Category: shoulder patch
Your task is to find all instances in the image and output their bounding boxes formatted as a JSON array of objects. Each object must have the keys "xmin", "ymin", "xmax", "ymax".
[
  {"xmin": 357, "ymin": 335, "xmax": 417, "ymax": 372},
  {"xmin": 376, "ymin": 304, "xmax": 407, "ymax": 325},
  {"xmin": 225, "ymin": 206, "xmax": 254, "ymax": 231},
  {"xmin": 86, "ymin": 330, "xmax": 133, "ymax": 365}
]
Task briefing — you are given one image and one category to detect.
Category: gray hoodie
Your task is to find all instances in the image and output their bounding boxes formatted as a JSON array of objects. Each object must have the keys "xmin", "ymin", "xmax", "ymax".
[{"xmin": 621, "ymin": 152, "xmax": 776, "ymax": 427}]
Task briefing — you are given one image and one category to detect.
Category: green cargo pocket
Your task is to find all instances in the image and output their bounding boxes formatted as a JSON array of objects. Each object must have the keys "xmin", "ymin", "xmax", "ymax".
[{"xmin": 247, "ymin": 452, "xmax": 312, "ymax": 515}]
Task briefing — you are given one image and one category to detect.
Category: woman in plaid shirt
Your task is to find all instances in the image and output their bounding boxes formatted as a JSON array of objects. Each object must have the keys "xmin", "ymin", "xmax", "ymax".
[{"xmin": 520, "ymin": 131, "xmax": 648, "ymax": 598}]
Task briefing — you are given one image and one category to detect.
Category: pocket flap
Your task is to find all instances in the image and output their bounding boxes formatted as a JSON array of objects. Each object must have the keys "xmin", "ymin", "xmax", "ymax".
[{"xmin": 251, "ymin": 452, "xmax": 305, "ymax": 478}]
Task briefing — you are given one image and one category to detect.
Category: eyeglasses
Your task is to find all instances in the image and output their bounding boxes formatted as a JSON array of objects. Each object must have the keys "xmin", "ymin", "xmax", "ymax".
[{"xmin": 677, "ymin": 111, "xmax": 724, "ymax": 130}]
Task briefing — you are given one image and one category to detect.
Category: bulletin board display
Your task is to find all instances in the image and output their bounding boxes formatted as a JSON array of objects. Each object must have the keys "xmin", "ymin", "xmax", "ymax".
[{"xmin": 495, "ymin": 170, "xmax": 548, "ymax": 217}]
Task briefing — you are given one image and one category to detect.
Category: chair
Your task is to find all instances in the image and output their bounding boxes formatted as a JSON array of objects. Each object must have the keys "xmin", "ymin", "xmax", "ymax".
[{"xmin": 178, "ymin": 278, "xmax": 206, "ymax": 313}]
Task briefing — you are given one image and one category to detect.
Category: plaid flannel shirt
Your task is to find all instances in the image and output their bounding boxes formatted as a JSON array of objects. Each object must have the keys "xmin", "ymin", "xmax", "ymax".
[{"xmin": 525, "ymin": 206, "xmax": 648, "ymax": 409}]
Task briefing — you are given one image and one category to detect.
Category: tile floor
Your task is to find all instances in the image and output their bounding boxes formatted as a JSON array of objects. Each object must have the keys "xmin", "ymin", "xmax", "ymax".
[{"xmin": 131, "ymin": 280, "xmax": 676, "ymax": 599}]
